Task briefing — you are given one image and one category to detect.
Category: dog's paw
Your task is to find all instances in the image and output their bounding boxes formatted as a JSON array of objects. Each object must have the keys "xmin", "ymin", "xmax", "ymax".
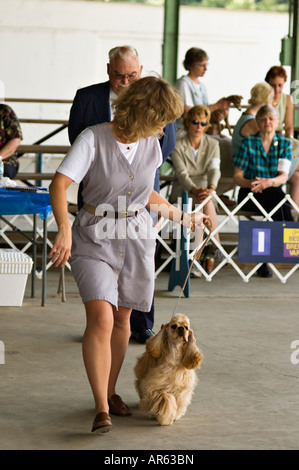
[
  {"xmin": 157, "ymin": 415, "xmax": 175, "ymax": 426},
  {"xmin": 187, "ymin": 351, "xmax": 203, "ymax": 370}
]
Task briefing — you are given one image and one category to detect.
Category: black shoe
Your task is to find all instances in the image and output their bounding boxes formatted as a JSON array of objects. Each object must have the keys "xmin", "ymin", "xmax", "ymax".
[
  {"xmin": 257, "ymin": 263, "xmax": 273, "ymax": 278},
  {"xmin": 130, "ymin": 328, "xmax": 155, "ymax": 344}
]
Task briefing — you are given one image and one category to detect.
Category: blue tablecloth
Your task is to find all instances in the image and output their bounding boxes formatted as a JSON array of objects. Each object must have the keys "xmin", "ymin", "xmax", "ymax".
[{"xmin": 0, "ymin": 188, "xmax": 52, "ymax": 220}]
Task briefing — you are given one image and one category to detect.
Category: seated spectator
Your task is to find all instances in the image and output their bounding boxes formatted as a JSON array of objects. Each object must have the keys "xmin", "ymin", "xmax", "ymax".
[
  {"xmin": 233, "ymin": 79, "xmax": 299, "ymax": 216},
  {"xmin": 233, "ymin": 105, "xmax": 293, "ymax": 278},
  {"xmin": 232, "ymin": 82, "xmax": 274, "ymax": 157},
  {"xmin": 265, "ymin": 65, "xmax": 299, "ymax": 214},
  {"xmin": 265, "ymin": 65, "xmax": 299, "ymax": 153},
  {"xmin": 0, "ymin": 103, "xmax": 23, "ymax": 179},
  {"xmin": 169, "ymin": 105, "xmax": 221, "ymax": 252},
  {"xmin": 175, "ymin": 47, "xmax": 241, "ymax": 197},
  {"xmin": 175, "ymin": 47, "xmax": 231, "ymax": 133}
]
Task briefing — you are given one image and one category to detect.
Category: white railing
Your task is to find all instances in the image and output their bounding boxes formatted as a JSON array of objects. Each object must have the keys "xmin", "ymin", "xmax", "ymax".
[
  {"xmin": 2, "ymin": 190, "xmax": 298, "ymax": 284},
  {"xmin": 155, "ymin": 190, "xmax": 299, "ymax": 284}
]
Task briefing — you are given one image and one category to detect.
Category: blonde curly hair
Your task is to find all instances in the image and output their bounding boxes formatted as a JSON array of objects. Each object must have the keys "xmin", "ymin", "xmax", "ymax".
[
  {"xmin": 248, "ymin": 82, "xmax": 274, "ymax": 107},
  {"xmin": 112, "ymin": 76, "xmax": 184, "ymax": 142}
]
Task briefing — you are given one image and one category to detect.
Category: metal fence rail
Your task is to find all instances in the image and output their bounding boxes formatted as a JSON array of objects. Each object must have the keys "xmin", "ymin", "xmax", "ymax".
[{"xmin": 155, "ymin": 190, "xmax": 299, "ymax": 284}]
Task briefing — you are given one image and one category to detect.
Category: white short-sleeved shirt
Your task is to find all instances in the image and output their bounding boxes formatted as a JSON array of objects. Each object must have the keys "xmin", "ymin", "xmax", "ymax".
[{"xmin": 58, "ymin": 128, "xmax": 162, "ymax": 183}]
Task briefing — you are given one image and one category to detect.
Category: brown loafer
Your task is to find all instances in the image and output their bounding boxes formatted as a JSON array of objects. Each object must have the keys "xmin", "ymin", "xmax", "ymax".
[
  {"xmin": 108, "ymin": 394, "xmax": 132, "ymax": 416},
  {"xmin": 91, "ymin": 411, "xmax": 112, "ymax": 433}
]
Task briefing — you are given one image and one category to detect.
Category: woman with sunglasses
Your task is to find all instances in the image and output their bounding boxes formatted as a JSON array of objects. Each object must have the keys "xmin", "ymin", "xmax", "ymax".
[{"xmin": 169, "ymin": 105, "xmax": 221, "ymax": 265}]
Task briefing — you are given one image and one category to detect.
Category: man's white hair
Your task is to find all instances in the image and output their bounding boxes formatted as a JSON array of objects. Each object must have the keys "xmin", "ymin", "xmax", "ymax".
[{"xmin": 108, "ymin": 45, "xmax": 140, "ymax": 64}]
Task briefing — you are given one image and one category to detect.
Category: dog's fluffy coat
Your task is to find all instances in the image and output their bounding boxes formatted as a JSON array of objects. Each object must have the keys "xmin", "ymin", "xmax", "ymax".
[{"xmin": 134, "ymin": 313, "xmax": 203, "ymax": 425}]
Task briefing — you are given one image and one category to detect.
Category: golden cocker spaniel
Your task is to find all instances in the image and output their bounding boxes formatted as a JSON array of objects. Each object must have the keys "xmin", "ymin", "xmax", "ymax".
[{"xmin": 135, "ymin": 313, "xmax": 203, "ymax": 426}]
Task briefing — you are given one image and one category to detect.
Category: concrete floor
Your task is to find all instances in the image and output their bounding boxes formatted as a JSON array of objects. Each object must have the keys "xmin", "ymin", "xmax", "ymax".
[{"xmin": 1, "ymin": 266, "xmax": 299, "ymax": 450}]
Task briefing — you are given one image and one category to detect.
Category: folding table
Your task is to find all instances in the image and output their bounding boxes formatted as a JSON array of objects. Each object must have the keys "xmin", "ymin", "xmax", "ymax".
[{"xmin": 0, "ymin": 188, "xmax": 52, "ymax": 306}]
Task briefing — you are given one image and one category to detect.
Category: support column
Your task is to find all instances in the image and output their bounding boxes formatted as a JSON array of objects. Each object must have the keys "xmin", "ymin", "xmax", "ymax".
[
  {"xmin": 292, "ymin": 0, "xmax": 299, "ymax": 128},
  {"xmin": 162, "ymin": 0, "xmax": 180, "ymax": 84},
  {"xmin": 280, "ymin": 0, "xmax": 299, "ymax": 129}
]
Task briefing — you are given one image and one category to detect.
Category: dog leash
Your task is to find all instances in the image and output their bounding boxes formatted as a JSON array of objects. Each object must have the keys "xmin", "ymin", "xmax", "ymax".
[{"xmin": 171, "ymin": 221, "xmax": 212, "ymax": 319}]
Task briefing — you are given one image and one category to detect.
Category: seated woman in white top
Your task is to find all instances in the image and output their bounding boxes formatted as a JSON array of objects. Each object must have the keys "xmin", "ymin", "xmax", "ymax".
[
  {"xmin": 265, "ymin": 65, "xmax": 299, "ymax": 213},
  {"xmin": 265, "ymin": 66, "xmax": 299, "ymax": 153},
  {"xmin": 176, "ymin": 47, "xmax": 241, "ymax": 198},
  {"xmin": 175, "ymin": 47, "xmax": 231, "ymax": 133}
]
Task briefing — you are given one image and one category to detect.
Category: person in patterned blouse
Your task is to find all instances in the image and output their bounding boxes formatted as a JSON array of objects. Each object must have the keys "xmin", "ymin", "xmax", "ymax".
[
  {"xmin": 233, "ymin": 104, "xmax": 293, "ymax": 277},
  {"xmin": 0, "ymin": 103, "xmax": 23, "ymax": 179}
]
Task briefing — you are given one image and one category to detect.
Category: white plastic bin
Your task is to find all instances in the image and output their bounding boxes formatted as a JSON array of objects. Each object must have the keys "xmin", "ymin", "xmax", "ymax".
[{"xmin": 0, "ymin": 249, "xmax": 33, "ymax": 306}]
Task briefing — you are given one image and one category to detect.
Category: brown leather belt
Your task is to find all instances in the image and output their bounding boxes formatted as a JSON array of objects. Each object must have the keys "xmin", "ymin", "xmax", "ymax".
[{"xmin": 83, "ymin": 203, "xmax": 144, "ymax": 218}]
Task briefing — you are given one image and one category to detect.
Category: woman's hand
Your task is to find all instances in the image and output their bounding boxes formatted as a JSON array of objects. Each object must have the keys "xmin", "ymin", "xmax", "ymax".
[
  {"xmin": 250, "ymin": 177, "xmax": 272, "ymax": 193},
  {"xmin": 193, "ymin": 211, "xmax": 210, "ymax": 229},
  {"xmin": 198, "ymin": 187, "xmax": 214, "ymax": 203},
  {"xmin": 182, "ymin": 211, "xmax": 210, "ymax": 232},
  {"xmin": 191, "ymin": 186, "xmax": 213, "ymax": 203},
  {"xmin": 49, "ymin": 224, "xmax": 72, "ymax": 267},
  {"xmin": 184, "ymin": 211, "xmax": 210, "ymax": 232},
  {"xmin": 48, "ymin": 172, "xmax": 74, "ymax": 267}
]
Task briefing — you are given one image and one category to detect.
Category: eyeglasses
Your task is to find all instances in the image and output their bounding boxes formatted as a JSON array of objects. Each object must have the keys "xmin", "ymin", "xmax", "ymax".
[
  {"xmin": 112, "ymin": 72, "xmax": 138, "ymax": 82},
  {"xmin": 191, "ymin": 120, "xmax": 208, "ymax": 127}
]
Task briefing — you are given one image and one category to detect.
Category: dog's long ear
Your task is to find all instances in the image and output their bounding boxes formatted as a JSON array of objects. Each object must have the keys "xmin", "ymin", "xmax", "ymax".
[
  {"xmin": 146, "ymin": 324, "xmax": 168, "ymax": 358},
  {"xmin": 182, "ymin": 330, "xmax": 204, "ymax": 369},
  {"xmin": 182, "ymin": 348, "xmax": 203, "ymax": 370}
]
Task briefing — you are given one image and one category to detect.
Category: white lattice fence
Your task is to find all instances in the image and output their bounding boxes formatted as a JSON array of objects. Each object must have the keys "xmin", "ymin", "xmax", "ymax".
[{"xmin": 155, "ymin": 191, "xmax": 299, "ymax": 284}]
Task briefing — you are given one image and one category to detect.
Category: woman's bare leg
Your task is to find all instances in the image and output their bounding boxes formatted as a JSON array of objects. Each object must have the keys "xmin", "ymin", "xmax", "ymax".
[
  {"xmin": 108, "ymin": 306, "xmax": 132, "ymax": 398},
  {"xmin": 203, "ymin": 199, "xmax": 220, "ymax": 245},
  {"xmin": 82, "ymin": 300, "xmax": 132, "ymax": 414},
  {"xmin": 82, "ymin": 300, "xmax": 114, "ymax": 414},
  {"xmin": 191, "ymin": 194, "xmax": 220, "ymax": 245}
]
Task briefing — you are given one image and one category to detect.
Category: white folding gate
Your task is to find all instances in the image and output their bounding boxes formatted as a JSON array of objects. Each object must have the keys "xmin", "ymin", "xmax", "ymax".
[{"xmin": 155, "ymin": 191, "xmax": 299, "ymax": 284}]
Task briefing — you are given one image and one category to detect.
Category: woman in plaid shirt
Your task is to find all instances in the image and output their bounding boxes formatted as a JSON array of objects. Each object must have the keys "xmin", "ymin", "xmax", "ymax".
[{"xmin": 233, "ymin": 104, "xmax": 293, "ymax": 277}]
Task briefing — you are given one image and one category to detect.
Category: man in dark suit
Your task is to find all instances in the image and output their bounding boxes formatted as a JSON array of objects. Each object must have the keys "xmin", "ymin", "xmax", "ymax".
[{"xmin": 68, "ymin": 45, "xmax": 176, "ymax": 344}]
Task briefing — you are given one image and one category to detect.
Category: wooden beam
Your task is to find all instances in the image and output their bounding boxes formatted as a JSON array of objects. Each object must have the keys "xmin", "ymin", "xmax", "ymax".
[
  {"xmin": 16, "ymin": 173, "xmax": 55, "ymax": 180},
  {"xmin": 17, "ymin": 145, "xmax": 70, "ymax": 154},
  {"xmin": 5, "ymin": 98, "xmax": 72, "ymax": 104},
  {"xmin": 19, "ymin": 119, "xmax": 68, "ymax": 125}
]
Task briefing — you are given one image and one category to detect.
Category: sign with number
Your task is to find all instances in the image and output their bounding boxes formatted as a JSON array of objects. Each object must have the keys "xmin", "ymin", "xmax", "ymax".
[{"xmin": 238, "ymin": 221, "xmax": 299, "ymax": 263}]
